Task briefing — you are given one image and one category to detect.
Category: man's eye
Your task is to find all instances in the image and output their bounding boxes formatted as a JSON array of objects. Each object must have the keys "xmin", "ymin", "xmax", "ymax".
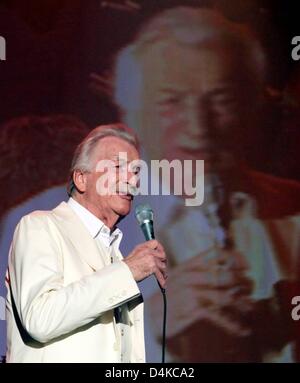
[
  {"xmin": 157, "ymin": 96, "xmax": 183, "ymax": 106},
  {"xmin": 115, "ymin": 163, "xmax": 127, "ymax": 171},
  {"xmin": 210, "ymin": 95, "xmax": 238, "ymax": 114},
  {"xmin": 213, "ymin": 94, "xmax": 237, "ymax": 106}
]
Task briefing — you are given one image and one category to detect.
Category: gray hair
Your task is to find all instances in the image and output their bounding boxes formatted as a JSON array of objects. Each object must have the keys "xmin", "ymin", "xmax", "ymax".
[
  {"xmin": 114, "ymin": 7, "xmax": 266, "ymax": 113},
  {"xmin": 67, "ymin": 123, "xmax": 139, "ymax": 196}
]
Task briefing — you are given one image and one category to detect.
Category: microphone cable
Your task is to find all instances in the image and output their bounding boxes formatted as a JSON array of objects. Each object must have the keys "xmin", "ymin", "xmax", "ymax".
[{"xmin": 159, "ymin": 284, "xmax": 167, "ymax": 363}]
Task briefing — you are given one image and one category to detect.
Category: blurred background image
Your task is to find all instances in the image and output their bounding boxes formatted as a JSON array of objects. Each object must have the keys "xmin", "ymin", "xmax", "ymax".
[{"xmin": 0, "ymin": 0, "xmax": 299, "ymax": 362}]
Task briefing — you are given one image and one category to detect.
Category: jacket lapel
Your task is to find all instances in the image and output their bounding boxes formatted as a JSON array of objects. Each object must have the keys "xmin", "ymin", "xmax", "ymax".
[{"xmin": 51, "ymin": 202, "xmax": 105, "ymax": 271}]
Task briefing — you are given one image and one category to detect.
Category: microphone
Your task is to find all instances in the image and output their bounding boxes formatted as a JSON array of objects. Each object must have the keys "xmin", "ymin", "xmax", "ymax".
[
  {"xmin": 135, "ymin": 204, "xmax": 155, "ymax": 241},
  {"xmin": 135, "ymin": 203, "xmax": 165, "ymax": 292}
]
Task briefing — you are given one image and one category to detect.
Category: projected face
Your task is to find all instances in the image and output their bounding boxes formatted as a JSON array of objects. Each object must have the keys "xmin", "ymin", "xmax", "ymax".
[{"xmin": 136, "ymin": 39, "xmax": 255, "ymax": 174}]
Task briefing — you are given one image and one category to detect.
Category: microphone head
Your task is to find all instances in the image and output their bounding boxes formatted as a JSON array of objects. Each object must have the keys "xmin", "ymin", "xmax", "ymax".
[{"xmin": 135, "ymin": 204, "xmax": 153, "ymax": 226}]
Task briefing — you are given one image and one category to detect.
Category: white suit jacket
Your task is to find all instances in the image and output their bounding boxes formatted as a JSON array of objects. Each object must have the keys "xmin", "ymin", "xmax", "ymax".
[{"xmin": 5, "ymin": 202, "xmax": 145, "ymax": 363}]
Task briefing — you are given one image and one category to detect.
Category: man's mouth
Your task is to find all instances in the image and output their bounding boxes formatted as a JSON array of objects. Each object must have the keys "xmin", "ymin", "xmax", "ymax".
[
  {"xmin": 118, "ymin": 193, "xmax": 133, "ymax": 201},
  {"xmin": 116, "ymin": 184, "xmax": 137, "ymax": 200},
  {"xmin": 116, "ymin": 189, "xmax": 134, "ymax": 200}
]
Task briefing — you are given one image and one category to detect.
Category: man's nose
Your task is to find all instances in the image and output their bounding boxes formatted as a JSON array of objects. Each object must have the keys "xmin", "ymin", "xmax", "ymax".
[
  {"xmin": 127, "ymin": 168, "xmax": 139, "ymax": 188},
  {"xmin": 180, "ymin": 97, "xmax": 212, "ymax": 147},
  {"xmin": 183, "ymin": 97, "xmax": 211, "ymax": 141}
]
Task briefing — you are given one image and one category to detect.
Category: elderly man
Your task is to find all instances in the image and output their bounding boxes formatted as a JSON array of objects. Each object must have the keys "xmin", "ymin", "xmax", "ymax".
[
  {"xmin": 5, "ymin": 124, "xmax": 167, "ymax": 363},
  {"xmin": 112, "ymin": 7, "xmax": 300, "ymax": 362}
]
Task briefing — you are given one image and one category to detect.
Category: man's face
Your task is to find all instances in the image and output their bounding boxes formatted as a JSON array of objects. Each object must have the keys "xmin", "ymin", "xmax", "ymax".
[
  {"xmin": 82, "ymin": 136, "xmax": 140, "ymax": 220},
  {"xmin": 136, "ymin": 40, "xmax": 256, "ymax": 173}
]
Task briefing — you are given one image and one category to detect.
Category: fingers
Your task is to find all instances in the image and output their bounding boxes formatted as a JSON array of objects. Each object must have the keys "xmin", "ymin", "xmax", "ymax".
[
  {"xmin": 144, "ymin": 239, "xmax": 159, "ymax": 250},
  {"xmin": 155, "ymin": 241, "xmax": 165, "ymax": 253},
  {"xmin": 138, "ymin": 249, "xmax": 166, "ymax": 265},
  {"xmin": 136, "ymin": 241, "xmax": 166, "ymax": 261},
  {"xmin": 153, "ymin": 248, "xmax": 167, "ymax": 261},
  {"xmin": 172, "ymin": 247, "xmax": 249, "ymax": 277},
  {"xmin": 145, "ymin": 253, "xmax": 168, "ymax": 288},
  {"xmin": 151, "ymin": 255, "xmax": 168, "ymax": 286},
  {"xmin": 154, "ymin": 268, "xmax": 167, "ymax": 289},
  {"xmin": 133, "ymin": 240, "xmax": 159, "ymax": 254},
  {"xmin": 198, "ymin": 307, "xmax": 251, "ymax": 337},
  {"xmin": 156, "ymin": 258, "xmax": 167, "ymax": 275},
  {"xmin": 169, "ymin": 269, "xmax": 236, "ymax": 289},
  {"xmin": 125, "ymin": 241, "xmax": 167, "ymax": 284},
  {"xmin": 175, "ymin": 247, "xmax": 220, "ymax": 273},
  {"xmin": 140, "ymin": 240, "xmax": 166, "ymax": 254}
]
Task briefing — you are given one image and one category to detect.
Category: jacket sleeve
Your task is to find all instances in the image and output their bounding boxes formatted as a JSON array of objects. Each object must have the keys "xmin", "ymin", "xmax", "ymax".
[{"xmin": 8, "ymin": 214, "xmax": 141, "ymax": 343}]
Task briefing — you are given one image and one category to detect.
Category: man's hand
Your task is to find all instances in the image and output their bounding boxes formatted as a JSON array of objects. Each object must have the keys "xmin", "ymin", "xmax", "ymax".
[{"xmin": 123, "ymin": 240, "xmax": 167, "ymax": 288}]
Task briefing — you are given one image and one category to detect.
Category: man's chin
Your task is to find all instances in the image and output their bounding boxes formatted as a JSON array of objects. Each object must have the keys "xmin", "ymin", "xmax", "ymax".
[{"xmin": 114, "ymin": 196, "xmax": 132, "ymax": 216}]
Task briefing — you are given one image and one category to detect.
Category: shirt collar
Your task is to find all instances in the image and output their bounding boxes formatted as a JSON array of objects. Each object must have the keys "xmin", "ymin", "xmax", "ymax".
[{"xmin": 67, "ymin": 197, "xmax": 122, "ymax": 248}]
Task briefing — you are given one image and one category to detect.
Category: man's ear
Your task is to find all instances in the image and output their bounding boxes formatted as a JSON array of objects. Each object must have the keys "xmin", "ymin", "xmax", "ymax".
[{"xmin": 73, "ymin": 169, "xmax": 88, "ymax": 193}]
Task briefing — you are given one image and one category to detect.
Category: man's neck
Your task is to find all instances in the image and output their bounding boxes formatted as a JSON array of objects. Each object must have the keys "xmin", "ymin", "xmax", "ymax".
[{"xmin": 72, "ymin": 194, "xmax": 119, "ymax": 231}]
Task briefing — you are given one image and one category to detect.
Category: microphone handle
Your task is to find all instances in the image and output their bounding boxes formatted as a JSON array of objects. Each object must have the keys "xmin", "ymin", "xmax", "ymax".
[{"xmin": 141, "ymin": 221, "xmax": 155, "ymax": 241}]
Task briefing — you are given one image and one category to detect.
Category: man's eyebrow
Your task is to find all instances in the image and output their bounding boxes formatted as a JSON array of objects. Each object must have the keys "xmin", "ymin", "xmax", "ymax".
[
  {"xmin": 157, "ymin": 88, "xmax": 187, "ymax": 95},
  {"xmin": 111, "ymin": 154, "xmax": 128, "ymax": 162},
  {"xmin": 157, "ymin": 85, "xmax": 237, "ymax": 96},
  {"xmin": 206, "ymin": 85, "xmax": 238, "ymax": 97}
]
